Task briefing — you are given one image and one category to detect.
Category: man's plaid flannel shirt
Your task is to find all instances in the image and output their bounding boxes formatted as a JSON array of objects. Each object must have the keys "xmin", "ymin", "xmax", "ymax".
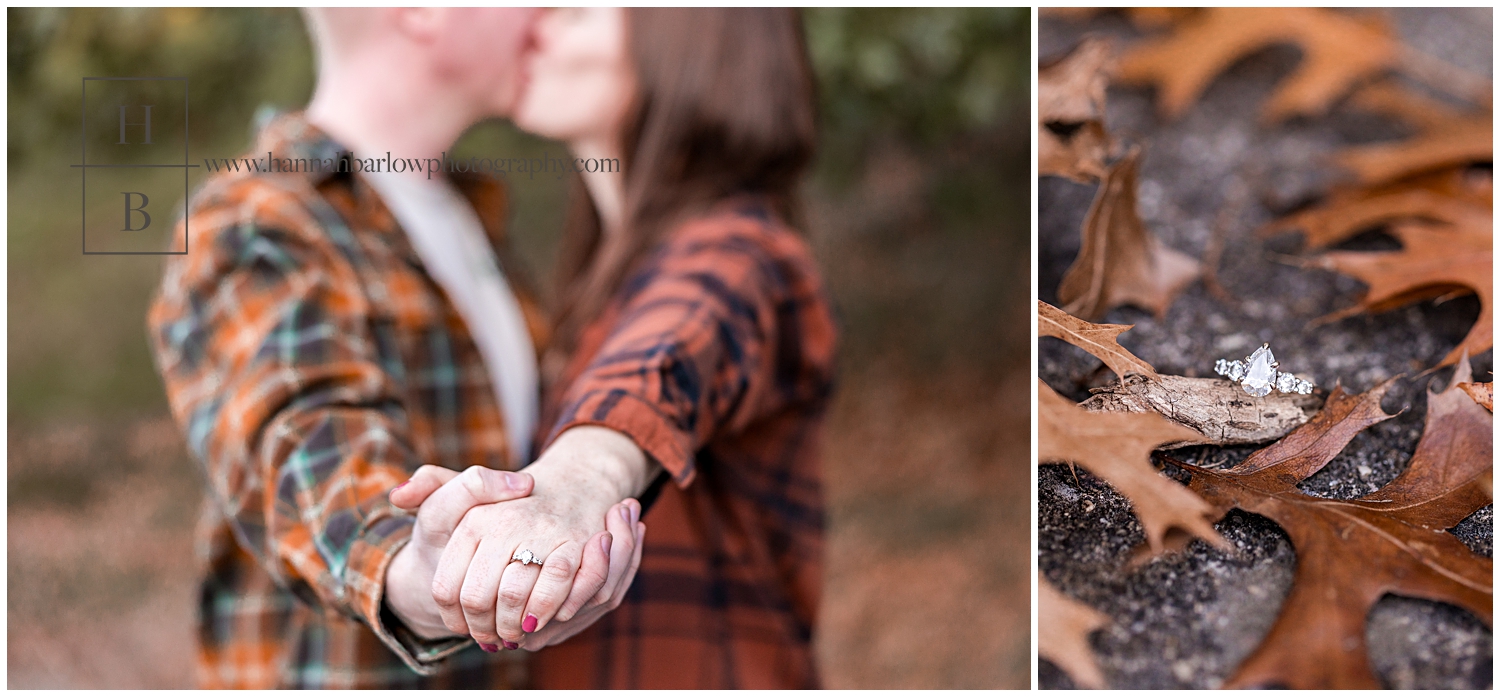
[{"xmin": 150, "ymin": 114, "xmax": 544, "ymax": 687}]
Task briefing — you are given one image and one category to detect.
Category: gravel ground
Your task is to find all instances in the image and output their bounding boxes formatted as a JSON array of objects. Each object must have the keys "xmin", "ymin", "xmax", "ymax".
[{"xmin": 1038, "ymin": 8, "xmax": 1493, "ymax": 689}]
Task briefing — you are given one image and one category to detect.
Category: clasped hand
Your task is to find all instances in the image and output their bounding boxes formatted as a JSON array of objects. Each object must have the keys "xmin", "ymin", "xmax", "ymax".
[{"xmin": 384, "ymin": 426, "xmax": 650, "ymax": 652}]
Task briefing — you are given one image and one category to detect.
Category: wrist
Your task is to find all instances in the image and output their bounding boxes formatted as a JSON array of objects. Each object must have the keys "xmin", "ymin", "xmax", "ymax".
[
  {"xmin": 530, "ymin": 425, "xmax": 657, "ymax": 504},
  {"xmin": 384, "ymin": 540, "xmax": 457, "ymax": 641}
]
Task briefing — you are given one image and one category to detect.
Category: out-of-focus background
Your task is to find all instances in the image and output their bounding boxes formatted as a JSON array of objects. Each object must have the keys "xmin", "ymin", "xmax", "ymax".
[{"xmin": 7, "ymin": 8, "xmax": 1031, "ymax": 688}]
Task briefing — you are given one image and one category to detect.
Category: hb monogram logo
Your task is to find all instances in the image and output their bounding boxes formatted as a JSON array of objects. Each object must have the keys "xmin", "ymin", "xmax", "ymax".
[{"xmin": 77, "ymin": 77, "xmax": 194, "ymax": 254}]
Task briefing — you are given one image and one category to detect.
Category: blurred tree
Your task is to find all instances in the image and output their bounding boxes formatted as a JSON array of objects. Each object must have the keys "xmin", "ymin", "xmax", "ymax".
[
  {"xmin": 8, "ymin": 7, "xmax": 314, "ymax": 165},
  {"xmin": 805, "ymin": 8, "xmax": 1030, "ymax": 177}
]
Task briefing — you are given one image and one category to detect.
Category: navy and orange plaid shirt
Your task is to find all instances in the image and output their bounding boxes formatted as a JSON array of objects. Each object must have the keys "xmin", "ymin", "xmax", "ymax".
[{"xmin": 149, "ymin": 113, "xmax": 836, "ymax": 688}]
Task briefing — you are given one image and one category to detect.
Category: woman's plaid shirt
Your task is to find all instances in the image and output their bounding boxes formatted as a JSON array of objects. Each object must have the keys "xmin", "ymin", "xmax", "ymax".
[
  {"xmin": 529, "ymin": 199, "xmax": 838, "ymax": 688},
  {"xmin": 150, "ymin": 113, "xmax": 837, "ymax": 688}
]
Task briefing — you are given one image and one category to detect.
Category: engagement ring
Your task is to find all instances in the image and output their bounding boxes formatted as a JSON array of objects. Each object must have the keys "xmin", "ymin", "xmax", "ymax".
[
  {"xmin": 1215, "ymin": 343, "xmax": 1314, "ymax": 397},
  {"xmin": 512, "ymin": 549, "xmax": 543, "ymax": 566}
]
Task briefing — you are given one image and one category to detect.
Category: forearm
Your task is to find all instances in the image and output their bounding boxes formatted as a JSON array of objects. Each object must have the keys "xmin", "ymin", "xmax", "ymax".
[{"xmin": 543, "ymin": 230, "xmax": 806, "ymax": 488}]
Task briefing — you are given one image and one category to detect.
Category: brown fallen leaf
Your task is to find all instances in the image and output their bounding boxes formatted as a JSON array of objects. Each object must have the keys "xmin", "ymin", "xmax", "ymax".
[
  {"xmin": 1037, "ymin": 300, "xmax": 1158, "ymax": 380},
  {"xmin": 1058, "ymin": 147, "xmax": 1201, "ymax": 322},
  {"xmin": 1082, "ymin": 374, "xmax": 1322, "ymax": 447},
  {"xmin": 1261, "ymin": 167, "xmax": 1492, "ymax": 250},
  {"xmin": 1261, "ymin": 80, "xmax": 1493, "ymax": 370},
  {"xmin": 1457, "ymin": 381, "xmax": 1493, "ymax": 411},
  {"xmin": 1171, "ymin": 366, "xmax": 1492, "ymax": 689},
  {"xmin": 1115, "ymin": 8, "xmax": 1398, "ymax": 123},
  {"xmin": 1039, "ymin": 379, "xmax": 1228, "ymax": 555},
  {"xmin": 1039, "ymin": 37, "xmax": 1114, "ymax": 182},
  {"xmin": 1313, "ymin": 219, "xmax": 1492, "ymax": 369},
  {"xmin": 1038, "ymin": 576, "xmax": 1110, "ymax": 689},
  {"xmin": 1343, "ymin": 80, "xmax": 1487, "ymax": 132},
  {"xmin": 1335, "ymin": 82, "xmax": 1494, "ymax": 187}
]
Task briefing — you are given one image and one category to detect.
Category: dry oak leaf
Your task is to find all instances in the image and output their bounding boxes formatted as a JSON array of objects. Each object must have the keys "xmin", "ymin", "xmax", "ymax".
[
  {"xmin": 1038, "ymin": 576, "xmax": 1110, "ymax": 689},
  {"xmin": 1115, "ymin": 8, "xmax": 1397, "ymax": 123},
  {"xmin": 1039, "ymin": 379, "xmax": 1228, "ymax": 555},
  {"xmin": 1172, "ymin": 367, "xmax": 1492, "ymax": 689},
  {"xmin": 1335, "ymin": 82, "xmax": 1494, "ymax": 187},
  {"xmin": 1261, "ymin": 167, "xmax": 1492, "ymax": 250},
  {"xmin": 1037, "ymin": 300, "xmax": 1157, "ymax": 380},
  {"xmin": 1058, "ymin": 146, "xmax": 1201, "ymax": 322},
  {"xmin": 1313, "ymin": 218, "xmax": 1492, "ymax": 369},
  {"xmin": 1039, "ymin": 37, "xmax": 1114, "ymax": 182},
  {"xmin": 1457, "ymin": 381, "xmax": 1492, "ymax": 412}
]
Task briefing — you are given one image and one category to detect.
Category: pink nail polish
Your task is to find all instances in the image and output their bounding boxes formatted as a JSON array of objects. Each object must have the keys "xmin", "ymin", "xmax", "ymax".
[
  {"xmin": 523, "ymin": 614, "xmax": 538, "ymax": 633},
  {"xmin": 503, "ymin": 640, "xmax": 519, "ymax": 650},
  {"xmin": 392, "ymin": 481, "xmax": 407, "ymax": 491},
  {"xmin": 480, "ymin": 643, "xmax": 499, "ymax": 653}
]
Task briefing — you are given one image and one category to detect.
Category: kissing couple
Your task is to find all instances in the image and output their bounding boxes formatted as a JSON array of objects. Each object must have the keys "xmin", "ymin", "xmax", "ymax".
[{"xmin": 149, "ymin": 8, "xmax": 836, "ymax": 689}]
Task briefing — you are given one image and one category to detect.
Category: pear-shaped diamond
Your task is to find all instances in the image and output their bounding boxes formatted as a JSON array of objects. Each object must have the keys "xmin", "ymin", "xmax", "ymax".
[{"xmin": 1241, "ymin": 344, "xmax": 1276, "ymax": 397}]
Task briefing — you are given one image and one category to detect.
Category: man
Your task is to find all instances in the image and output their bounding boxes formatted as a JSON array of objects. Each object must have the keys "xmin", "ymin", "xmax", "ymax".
[{"xmin": 148, "ymin": 9, "xmax": 645, "ymax": 687}]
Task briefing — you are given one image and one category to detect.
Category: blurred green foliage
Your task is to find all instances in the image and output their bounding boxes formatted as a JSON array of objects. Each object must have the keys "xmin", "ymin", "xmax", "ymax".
[
  {"xmin": 806, "ymin": 8, "xmax": 1029, "ymax": 162},
  {"xmin": 8, "ymin": 7, "xmax": 1029, "ymax": 425},
  {"xmin": 9, "ymin": 8, "xmax": 315, "ymax": 165}
]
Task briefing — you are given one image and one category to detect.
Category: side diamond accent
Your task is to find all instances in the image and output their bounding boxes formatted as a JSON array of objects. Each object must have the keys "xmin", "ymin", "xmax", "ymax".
[{"xmin": 1215, "ymin": 359, "xmax": 1246, "ymax": 381}]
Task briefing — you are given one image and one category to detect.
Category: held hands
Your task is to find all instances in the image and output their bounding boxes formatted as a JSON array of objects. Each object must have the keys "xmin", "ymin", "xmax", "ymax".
[{"xmin": 384, "ymin": 426, "xmax": 653, "ymax": 651}]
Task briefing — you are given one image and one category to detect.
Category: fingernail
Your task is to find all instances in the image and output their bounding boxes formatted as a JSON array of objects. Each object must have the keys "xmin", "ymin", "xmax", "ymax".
[
  {"xmin": 523, "ymin": 614, "xmax": 538, "ymax": 633},
  {"xmin": 503, "ymin": 640, "xmax": 519, "ymax": 650},
  {"xmin": 620, "ymin": 506, "xmax": 631, "ymax": 524},
  {"xmin": 601, "ymin": 532, "xmax": 613, "ymax": 554},
  {"xmin": 392, "ymin": 481, "xmax": 407, "ymax": 491},
  {"xmin": 480, "ymin": 643, "xmax": 499, "ymax": 653},
  {"xmin": 629, "ymin": 503, "xmax": 639, "ymax": 525},
  {"xmin": 504, "ymin": 471, "xmax": 524, "ymax": 489}
]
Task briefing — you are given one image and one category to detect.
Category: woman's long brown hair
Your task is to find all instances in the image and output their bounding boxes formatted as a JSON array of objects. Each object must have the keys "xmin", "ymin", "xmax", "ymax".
[{"xmin": 546, "ymin": 8, "xmax": 818, "ymax": 373}]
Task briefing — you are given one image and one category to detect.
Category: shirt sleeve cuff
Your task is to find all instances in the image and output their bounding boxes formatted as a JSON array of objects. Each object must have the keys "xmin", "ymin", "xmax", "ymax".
[
  {"xmin": 551, "ymin": 389, "xmax": 698, "ymax": 487},
  {"xmin": 345, "ymin": 513, "xmax": 474, "ymax": 675}
]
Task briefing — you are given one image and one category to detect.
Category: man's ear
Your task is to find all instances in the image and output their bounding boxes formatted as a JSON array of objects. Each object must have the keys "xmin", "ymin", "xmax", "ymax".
[{"xmin": 390, "ymin": 7, "xmax": 446, "ymax": 45}]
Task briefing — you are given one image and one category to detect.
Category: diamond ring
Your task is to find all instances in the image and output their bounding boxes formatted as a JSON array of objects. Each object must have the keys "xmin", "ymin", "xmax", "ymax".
[
  {"xmin": 1215, "ymin": 343, "xmax": 1314, "ymax": 397},
  {"xmin": 511, "ymin": 549, "xmax": 543, "ymax": 566}
]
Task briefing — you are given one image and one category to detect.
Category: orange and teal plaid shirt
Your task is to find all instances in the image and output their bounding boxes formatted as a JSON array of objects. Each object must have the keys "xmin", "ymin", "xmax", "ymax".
[
  {"xmin": 149, "ymin": 114, "xmax": 543, "ymax": 687},
  {"xmin": 150, "ymin": 113, "xmax": 837, "ymax": 688}
]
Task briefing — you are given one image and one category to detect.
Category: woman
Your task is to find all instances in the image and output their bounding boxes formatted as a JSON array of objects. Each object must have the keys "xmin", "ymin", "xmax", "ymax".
[{"xmin": 440, "ymin": 7, "xmax": 837, "ymax": 688}]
